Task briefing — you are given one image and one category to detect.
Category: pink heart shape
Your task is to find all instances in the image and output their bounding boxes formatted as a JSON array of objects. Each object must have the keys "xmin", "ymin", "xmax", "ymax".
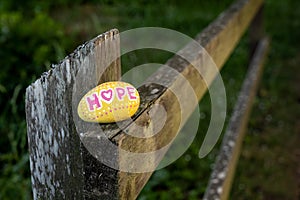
[{"xmin": 100, "ymin": 89, "xmax": 113, "ymax": 103}]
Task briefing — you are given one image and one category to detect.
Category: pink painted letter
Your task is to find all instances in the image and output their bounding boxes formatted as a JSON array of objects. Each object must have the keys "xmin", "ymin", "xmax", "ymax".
[
  {"xmin": 86, "ymin": 93, "xmax": 101, "ymax": 111},
  {"xmin": 116, "ymin": 87, "xmax": 126, "ymax": 100},
  {"xmin": 126, "ymin": 87, "xmax": 137, "ymax": 100}
]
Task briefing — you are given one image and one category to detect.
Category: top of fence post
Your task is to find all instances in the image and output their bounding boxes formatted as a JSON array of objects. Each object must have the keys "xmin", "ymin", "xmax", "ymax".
[{"xmin": 25, "ymin": 29, "xmax": 121, "ymax": 199}]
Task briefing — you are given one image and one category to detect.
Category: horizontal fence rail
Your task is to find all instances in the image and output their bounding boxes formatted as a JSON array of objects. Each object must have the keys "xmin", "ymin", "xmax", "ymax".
[
  {"xmin": 25, "ymin": 0, "xmax": 267, "ymax": 199},
  {"xmin": 203, "ymin": 37, "xmax": 269, "ymax": 200}
]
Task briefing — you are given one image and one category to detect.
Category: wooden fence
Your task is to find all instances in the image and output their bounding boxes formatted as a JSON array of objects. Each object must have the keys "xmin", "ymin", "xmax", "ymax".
[{"xmin": 25, "ymin": 0, "xmax": 269, "ymax": 199}]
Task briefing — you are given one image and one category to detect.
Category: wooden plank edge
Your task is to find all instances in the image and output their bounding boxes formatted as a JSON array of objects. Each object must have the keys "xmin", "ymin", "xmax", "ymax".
[
  {"xmin": 195, "ymin": 0, "xmax": 263, "ymax": 68},
  {"xmin": 25, "ymin": 29, "xmax": 120, "ymax": 199},
  {"xmin": 203, "ymin": 37, "xmax": 270, "ymax": 200}
]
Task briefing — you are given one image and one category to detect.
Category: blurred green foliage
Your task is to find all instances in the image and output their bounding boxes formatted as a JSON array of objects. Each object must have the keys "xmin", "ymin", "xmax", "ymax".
[
  {"xmin": 0, "ymin": 1, "xmax": 73, "ymax": 199},
  {"xmin": 230, "ymin": 0, "xmax": 300, "ymax": 199}
]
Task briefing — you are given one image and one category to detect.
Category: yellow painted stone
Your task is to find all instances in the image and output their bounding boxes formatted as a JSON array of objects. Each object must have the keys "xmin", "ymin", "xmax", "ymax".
[{"xmin": 77, "ymin": 81, "xmax": 140, "ymax": 123}]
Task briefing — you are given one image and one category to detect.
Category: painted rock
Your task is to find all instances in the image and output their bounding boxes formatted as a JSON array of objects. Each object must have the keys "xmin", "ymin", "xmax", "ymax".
[{"xmin": 77, "ymin": 81, "xmax": 140, "ymax": 123}]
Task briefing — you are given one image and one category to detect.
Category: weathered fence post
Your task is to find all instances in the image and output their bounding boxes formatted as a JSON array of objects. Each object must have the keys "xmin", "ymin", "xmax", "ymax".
[{"xmin": 25, "ymin": 29, "xmax": 121, "ymax": 199}]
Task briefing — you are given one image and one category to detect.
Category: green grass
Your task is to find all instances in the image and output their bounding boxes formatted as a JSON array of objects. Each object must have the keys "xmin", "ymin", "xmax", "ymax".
[{"xmin": 1, "ymin": 0, "xmax": 299, "ymax": 199}]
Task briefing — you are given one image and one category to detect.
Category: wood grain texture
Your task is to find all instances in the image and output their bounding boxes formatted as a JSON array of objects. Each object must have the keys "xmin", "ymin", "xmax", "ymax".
[
  {"xmin": 203, "ymin": 37, "xmax": 269, "ymax": 200},
  {"xmin": 25, "ymin": 29, "xmax": 121, "ymax": 199},
  {"xmin": 113, "ymin": 0, "xmax": 264, "ymax": 198}
]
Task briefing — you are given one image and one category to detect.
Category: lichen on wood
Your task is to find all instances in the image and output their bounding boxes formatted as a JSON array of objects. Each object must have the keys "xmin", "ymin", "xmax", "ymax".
[{"xmin": 26, "ymin": 29, "xmax": 121, "ymax": 199}]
